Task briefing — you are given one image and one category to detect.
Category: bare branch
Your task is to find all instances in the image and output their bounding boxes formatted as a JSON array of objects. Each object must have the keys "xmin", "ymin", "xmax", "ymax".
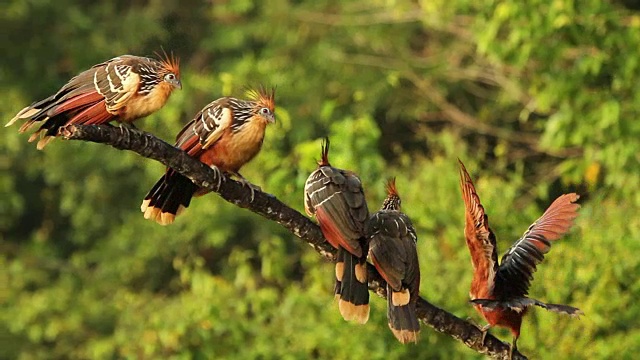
[{"xmin": 60, "ymin": 124, "xmax": 527, "ymax": 360}]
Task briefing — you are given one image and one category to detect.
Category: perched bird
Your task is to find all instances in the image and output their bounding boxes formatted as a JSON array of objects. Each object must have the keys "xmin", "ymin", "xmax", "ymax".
[
  {"xmin": 304, "ymin": 138, "xmax": 370, "ymax": 324},
  {"xmin": 365, "ymin": 178, "xmax": 420, "ymax": 344},
  {"xmin": 141, "ymin": 87, "xmax": 276, "ymax": 225},
  {"xmin": 7, "ymin": 53, "xmax": 181, "ymax": 149},
  {"xmin": 458, "ymin": 159, "xmax": 582, "ymax": 358}
]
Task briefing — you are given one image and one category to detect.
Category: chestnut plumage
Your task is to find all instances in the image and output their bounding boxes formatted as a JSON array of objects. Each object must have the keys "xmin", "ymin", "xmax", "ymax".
[
  {"xmin": 304, "ymin": 138, "xmax": 370, "ymax": 324},
  {"xmin": 141, "ymin": 87, "xmax": 275, "ymax": 225},
  {"xmin": 458, "ymin": 159, "xmax": 582, "ymax": 358},
  {"xmin": 7, "ymin": 53, "xmax": 181, "ymax": 149}
]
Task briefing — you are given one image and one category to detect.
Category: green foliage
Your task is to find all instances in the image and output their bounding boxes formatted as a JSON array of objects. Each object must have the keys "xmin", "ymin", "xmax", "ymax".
[{"xmin": 1, "ymin": 0, "xmax": 638, "ymax": 358}]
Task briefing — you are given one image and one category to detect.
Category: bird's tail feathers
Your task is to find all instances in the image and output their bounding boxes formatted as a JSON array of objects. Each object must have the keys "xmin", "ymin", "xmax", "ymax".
[
  {"xmin": 9, "ymin": 90, "xmax": 107, "ymax": 149},
  {"xmin": 335, "ymin": 248, "xmax": 370, "ymax": 324},
  {"xmin": 7, "ymin": 107, "xmax": 41, "ymax": 128},
  {"xmin": 387, "ymin": 284, "xmax": 420, "ymax": 344},
  {"xmin": 141, "ymin": 170, "xmax": 197, "ymax": 225},
  {"xmin": 471, "ymin": 297, "xmax": 584, "ymax": 317}
]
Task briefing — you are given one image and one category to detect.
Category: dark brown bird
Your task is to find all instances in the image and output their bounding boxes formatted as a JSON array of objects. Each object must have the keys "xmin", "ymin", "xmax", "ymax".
[
  {"xmin": 458, "ymin": 159, "xmax": 583, "ymax": 358},
  {"xmin": 141, "ymin": 87, "xmax": 275, "ymax": 225},
  {"xmin": 304, "ymin": 138, "xmax": 370, "ymax": 324},
  {"xmin": 366, "ymin": 178, "xmax": 420, "ymax": 344},
  {"xmin": 7, "ymin": 53, "xmax": 181, "ymax": 149}
]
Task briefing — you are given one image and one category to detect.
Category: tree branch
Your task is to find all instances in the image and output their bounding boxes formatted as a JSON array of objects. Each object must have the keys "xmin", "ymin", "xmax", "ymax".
[{"xmin": 60, "ymin": 124, "xmax": 527, "ymax": 360}]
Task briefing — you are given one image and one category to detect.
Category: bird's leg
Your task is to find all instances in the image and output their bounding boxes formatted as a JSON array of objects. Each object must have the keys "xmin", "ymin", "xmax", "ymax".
[
  {"xmin": 210, "ymin": 165, "xmax": 224, "ymax": 190},
  {"xmin": 230, "ymin": 171, "xmax": 261, "ymax": 202},
  {"xmin": 117, "ymin": 121, "xmax": 138, "ymax": 130},
  {"xmin": 479, "ymin": 324, "xmax": 491, "ymax": 346},
  {"xmin": 466, "ymin": 317, "xmax": 491, "ymax": 346},
  {"xmin": 509, "ymin": 336, "xmax": 518, "ymax": 360}
]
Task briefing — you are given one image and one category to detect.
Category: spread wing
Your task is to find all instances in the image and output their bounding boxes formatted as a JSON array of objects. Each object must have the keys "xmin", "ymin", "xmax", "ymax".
[
  {"xmin": 495, "ymin": 193, "xmax": 580, "ymax": 298},
  {"xmin": 174, "ymin": 98, "xmax": 233, "ymax": 156},
  {"xmin": 458, "ymin": 160, "xmax": 499, "ymax": 296},
  {"xmin": 304, "ymin": 166, "xmax": 369, "ymax": 257},
  {"xmin": 366, "ymin": 210, "xmax": 419, "ymax": 291}
]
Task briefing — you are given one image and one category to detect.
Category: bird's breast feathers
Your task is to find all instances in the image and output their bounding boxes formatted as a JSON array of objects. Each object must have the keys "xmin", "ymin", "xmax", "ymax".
[
  {"xmin": 198, "ymin": 119, "xmax": 268, "ymax": 172},
  {"xmin": 119, "ymin": 81, "xmax": 175, "ymax": 121},
  {"xmin": 227, "ymin": 119, "xmax": 268, "ymax": 160}
]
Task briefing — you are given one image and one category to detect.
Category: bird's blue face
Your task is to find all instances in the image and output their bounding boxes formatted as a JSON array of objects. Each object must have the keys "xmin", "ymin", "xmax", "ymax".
[
  {"xmin": 258, "ymin": 106, "xmax": 275, "ymax": 123},
  {"xmin": 163, "ymin": 72, "xmax": 182, "ymax": 89}
]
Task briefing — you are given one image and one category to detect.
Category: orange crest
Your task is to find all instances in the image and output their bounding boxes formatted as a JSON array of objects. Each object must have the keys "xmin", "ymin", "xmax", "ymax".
[
  {"xmin": 247, "ymin": 85, "xmax": 276, "ymax": 112},
  {"xmin": 155, "ymin": 49, "xmax": 181, "ymax": 78},
  {"xmin": 318, "ymin": 137, "xmax": 331, "ymax": 166},
  {"xmin": 381, "ymin": 177, "xmax": 401, "ymax": 211},
  {"xmin": 385, "ymin": 177, "xmax": 399, "ymax": 197}
]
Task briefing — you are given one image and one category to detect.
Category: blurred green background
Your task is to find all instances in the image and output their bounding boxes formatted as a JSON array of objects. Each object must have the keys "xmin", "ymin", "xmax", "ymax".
[{"xmin": 2, "ymin": 0, "xmax": 639, "ymax": 359}]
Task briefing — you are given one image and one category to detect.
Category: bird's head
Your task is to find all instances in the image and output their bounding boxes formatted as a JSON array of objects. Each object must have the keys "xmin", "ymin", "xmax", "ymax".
[
  {"xmin": 248, "ymin": 86, "xmax": 276, "ymax": 124},
  {"xmin": 382, "ymin": 177, "xmax": 401, "ymax": 211},
  {"xmin": 157, "ymin": 50, "xmax": 182, "ymax": 90}
]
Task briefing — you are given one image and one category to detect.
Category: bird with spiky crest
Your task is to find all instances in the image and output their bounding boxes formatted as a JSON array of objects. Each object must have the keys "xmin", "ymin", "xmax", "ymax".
[
  {"xmin": 7, "ymin": 52, "xmax": 181, "ymax": 149},
  {"xmin": 366, "ymin": 178, "xmax": 421, "ymax": 344},
  {"xmin": 141, "ymin": 86, "xmax": 276, "ymax": 225},
  {"xmin": 304, "ymin": 138, "xmax": 371, "ymax": 324},
  {"xmin": 458, "ymin": 159, "xmax": 583, "ymax": 358}
]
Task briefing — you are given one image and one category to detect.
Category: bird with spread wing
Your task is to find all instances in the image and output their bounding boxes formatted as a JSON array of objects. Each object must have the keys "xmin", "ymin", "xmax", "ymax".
[
  {"xmin": 141, "ymin": 87, "xmax": 275, "ymax": 225},
  {"xmin": 7, "ymin": 53, "xmax": 181, "ymax": 149},
  {"xmin": 458, "ymin": 159, "xmax": 582, "ymax": 358}
]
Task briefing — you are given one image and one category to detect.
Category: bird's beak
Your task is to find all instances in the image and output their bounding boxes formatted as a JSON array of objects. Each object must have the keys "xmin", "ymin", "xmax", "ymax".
[
  {"xmin": 175, "ymin": 80, "xmax": 182, "ymax": 90},
  {"xmin": 268, "ymin": 114, "xmax": 276, "ymax": 124}
]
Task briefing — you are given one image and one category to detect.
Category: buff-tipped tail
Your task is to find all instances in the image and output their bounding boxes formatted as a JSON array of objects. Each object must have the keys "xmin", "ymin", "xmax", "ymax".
[
  {"xmin": 6, "ymin": 107, "xmax": 40, "ymax": 128},
  {"xmin": 387, "ymin": 284, "xmax": 420, "ymax": 344},
  {"xmin": 141, "ymin": 171, "xmax": 197, "ymax": 226},
  {"xmin": 335, "ymin": 248, "xmax": 370, "ymax": 324}
]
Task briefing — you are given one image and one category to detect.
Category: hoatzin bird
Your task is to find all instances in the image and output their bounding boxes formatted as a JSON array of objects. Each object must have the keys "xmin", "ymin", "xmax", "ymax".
[
  {"xmin": 365, "ymin": 178, "xmax": 421, "ymax": 344},
  {"xmin": 304, "ymin": 138, "xmax": 370, "ymax": 324},
  {"xmin": 141, "ymin": 87, "xmax": 276, "ymax": 225},
  {"xmin": 7, "ymin": 53, "xmax": 181, "ymax": 149},
  {"xmin": 458, "ymin": 159, "xmax": 583, "ymax": 358}
]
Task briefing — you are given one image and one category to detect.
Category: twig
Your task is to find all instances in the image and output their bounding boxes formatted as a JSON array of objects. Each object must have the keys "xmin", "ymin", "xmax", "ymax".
[{"xmin": 60, "ymin": 124, "xmax": 528, "ymax": 360}]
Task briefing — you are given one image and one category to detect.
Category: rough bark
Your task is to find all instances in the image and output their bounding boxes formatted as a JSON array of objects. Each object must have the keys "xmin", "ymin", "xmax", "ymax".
[{"xmin": 60, "ymin": 124, "xmax": 527, "ymax": 360}]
